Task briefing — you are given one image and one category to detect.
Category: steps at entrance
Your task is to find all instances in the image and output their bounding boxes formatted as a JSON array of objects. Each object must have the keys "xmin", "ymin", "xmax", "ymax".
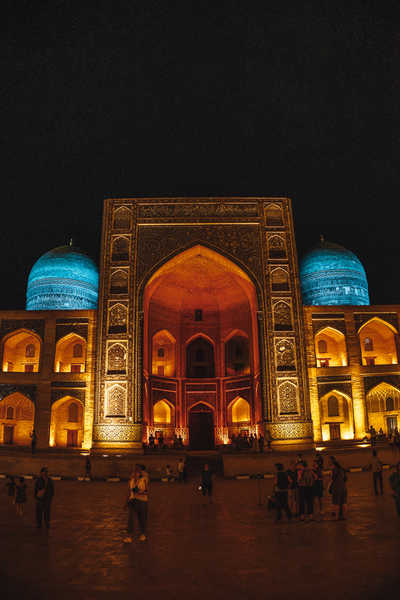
[{"xmin": 185, "ymin": 451, "xmax": 223, "ymax": 477}]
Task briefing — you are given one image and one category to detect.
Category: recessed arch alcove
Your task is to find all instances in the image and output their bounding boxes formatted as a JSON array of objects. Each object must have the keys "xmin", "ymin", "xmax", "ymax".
[{"xmin": 141, "ymin": 244, "xmax": 261, "ymax": 448}]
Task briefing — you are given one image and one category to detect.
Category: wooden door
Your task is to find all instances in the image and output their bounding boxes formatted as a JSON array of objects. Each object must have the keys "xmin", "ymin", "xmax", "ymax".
[
  {"xmin": 67, "ymin": 429, "xmax": 78, "ymax": 447},
  {"xmin": 4, "ymin": 426, "xmax": 14, "ymax": 444},
  {"xmin": 189, "ymin": 404, "xmax": 214, "ymax": 450},
  {"xmin": 329, "ymin": 423, "xmax": 341, "ymax": 440}
]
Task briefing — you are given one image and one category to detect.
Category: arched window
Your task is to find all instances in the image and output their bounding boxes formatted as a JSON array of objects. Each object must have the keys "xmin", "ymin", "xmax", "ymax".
[
  {"xmin": 73, "ymin": 343, "xmax": 83, "ymax": 358},
  {"xmin": 68, "ymin": 402, "xmax": 79, "ymax": 423},
  {"xmin": 186, "ymin": 338, "xmax": 215, "ymax": 378},
  {"xmin": 6, "ymin": 406, "xmax": 14, "ymax": 420},
  {"xmin": 265, "ymin": 203, "xmax": 283, "ymax": 226},
  {"xmin": 364, "ymin": 337, "xmax": 374, "ymax": 351},
  {"xmin": 225, "ymin": 335, "xmax": 249, "ymax": 376},
  {"xmin": 327, "ymin": 395, "xmax": 339, "ymax": 417},
  {"xmin": 110, "ymin": 270, "xmax": 128, "ymax": 294},
  {"xmin": 271, "ymin": 268, "xmax": 289, "ymax": 291},
  {"xmin": 231, "ymin": 397, "xmax": 250, "ymax": 423},
  {"xmin": 153, "ymin": 400, "xmax": 172, "ymax": 424},
  {"xmin": 113, "ymin": 206, "xmax": 131, "ymax": 229},
  {"xmin": 25, "ymin": 344, "xmax": 35, "ymax": 358},
  {"xmin": 386, "ymin": 397, "xmax": 394, "ymax": 411},
  {"xmin": 318, "ymin": 339, "xmax": 327, "ymax": 354}
]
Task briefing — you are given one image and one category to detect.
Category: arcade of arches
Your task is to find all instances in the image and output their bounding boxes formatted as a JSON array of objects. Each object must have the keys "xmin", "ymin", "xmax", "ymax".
[
  {"xmin": 143, "ymin": 245, "xmax": 261, "ymax": 449},
  {"xmin": 2, "ymin": 330, "xmax": 41, "ymax": 372}
]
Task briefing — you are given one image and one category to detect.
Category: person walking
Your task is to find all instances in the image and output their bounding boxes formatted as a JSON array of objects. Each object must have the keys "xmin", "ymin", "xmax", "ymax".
[
  {"xmin": 30, "ymin": 429, "xmax": 37, "ymax": 454},
  {"xmin": 370, "ymin": 449, "xmax": 383, "ymax": 495},
  {"xmin": 15, "ymin": 477, "xmax": 27, "ymax": 516},
  {"xmin": 34, "ymin": 467, "xmax": 55, "ymax": 529},
  {"xmin": 389, "ymin": 462, "xmax": 400, "ymax": 518},
  {"xmin": 329, "ymin": 457, "xmax": 347, "ymax": 520},
  {"xmin": 123, "ymin": 464, "xmax": 149, "ymax": 543},
  {"xmin": 273, "ymin": 463, "xmax": 292, "ymax": 522},
  {"xmin": 200, "ymin": 463, "xmax": 213, "ymax": 504},
  {"xmin": 298, "ymin": 460, "xmax": 316, "ymax": 521}
]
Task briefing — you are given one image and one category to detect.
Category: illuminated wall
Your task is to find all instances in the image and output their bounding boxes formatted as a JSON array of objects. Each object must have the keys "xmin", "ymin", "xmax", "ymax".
[
  {"xmin": 0, "ymin": 392, "xmax": 35, "ymax": 445},
  {"xmin": 300, "ymin": 240, "xmax": 369, "ymax": 306},
  {"xmin": 26, "ymin": 245, "xmax": 99, "ymax": 310}
]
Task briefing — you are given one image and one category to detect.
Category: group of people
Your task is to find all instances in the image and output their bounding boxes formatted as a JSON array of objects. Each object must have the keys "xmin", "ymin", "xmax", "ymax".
[
  {"xmin": 367, "ymin": 425, "xmax": 400, "ymax": 451},
  {"xmin": 230, "ymin": 431, "xmax": 272, "ymax": 452},
  {"xmin": 145, "ymin": 432, "xmax": 185, "ymax": 450},
  {"xmin": 5, "ymin": 466, "xmax": 54, "ymax": 528}
]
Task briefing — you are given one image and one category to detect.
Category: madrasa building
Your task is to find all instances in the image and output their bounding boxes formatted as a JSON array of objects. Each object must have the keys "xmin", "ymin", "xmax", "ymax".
[{"xmin": 0, "ymin": 197, "xmax": 399, "ymax": 451}]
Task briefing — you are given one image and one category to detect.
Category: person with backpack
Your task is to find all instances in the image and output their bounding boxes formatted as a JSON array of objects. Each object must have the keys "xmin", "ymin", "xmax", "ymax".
[
  {"xmin": 298, "ymin": 460, "xmax": 316, "ymax": 521},
  {"xmin": 273, "ymin": 463, "xmax": 292, "ymax": 522},
  {"xmin": 329, "ymin": 456, "xmax": 347, "ymax": 520},
  {"xmin": 389, "ymin": 462, "xmax": 400, "ymax": 518}
]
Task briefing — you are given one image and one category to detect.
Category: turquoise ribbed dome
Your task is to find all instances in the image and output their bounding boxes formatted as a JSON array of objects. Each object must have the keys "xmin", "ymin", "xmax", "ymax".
[
  {"xmin": 26, "ymin": 245, "xmax": 99, "ymax": 310},
  {"xmin": 300, "ymin": 239, "xmax": 369, "ymax": 306}
]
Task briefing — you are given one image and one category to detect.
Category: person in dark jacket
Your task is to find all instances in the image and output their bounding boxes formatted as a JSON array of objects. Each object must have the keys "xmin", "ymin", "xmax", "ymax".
[
  {"xmin": 200, "ymin": 464, "xmax": 213, "ymax": 503},
  {"xmin": 34, "ymin": 466, "xmax": 55, "ymax": 529},
  {"xmin": 274, "ymin": 463, "xmax": 292, "ymax": 522}
]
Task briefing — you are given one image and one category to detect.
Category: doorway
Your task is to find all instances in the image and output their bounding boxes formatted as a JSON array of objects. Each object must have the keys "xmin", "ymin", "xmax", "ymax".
[
  {"xmin": 4, "ymin": 426, "xmax": 14, "ymax": 444},
  {"xmin": 387, "ymin": 416, "xmax": 398, "ymax": 436},
  {"xmin": 189, "ymin": 404, "xmax": 214, "ymax": 450},
  {"xmin": 67, "ymin": 429, "xmax": 78, "ymax": 447},
  {"xmin": 329, "ymin": 423, "xmax": 341, "ymax": 440}
]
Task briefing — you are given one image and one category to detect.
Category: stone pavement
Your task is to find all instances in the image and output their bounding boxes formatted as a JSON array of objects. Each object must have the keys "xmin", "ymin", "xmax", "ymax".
[{"xmin": 1, "ymin": 471, "xmax": 399, "ymax": 600}]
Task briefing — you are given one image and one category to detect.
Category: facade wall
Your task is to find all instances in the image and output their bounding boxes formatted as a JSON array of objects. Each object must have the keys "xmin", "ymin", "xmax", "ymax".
[{"xmin": 0, "ymin": 310, "xmax": 96, "ymax": 449}]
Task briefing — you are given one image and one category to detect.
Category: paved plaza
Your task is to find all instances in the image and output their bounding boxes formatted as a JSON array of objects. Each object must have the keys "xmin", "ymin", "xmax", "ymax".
[{"xmin": 1, "ymin": 470, "xmax": 399, "ymax": 600}]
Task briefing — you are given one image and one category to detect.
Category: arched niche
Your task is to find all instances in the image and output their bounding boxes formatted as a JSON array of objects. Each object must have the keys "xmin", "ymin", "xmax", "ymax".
[
  {"xmin": 319, "ymin": 390, "xmax": 354, "ymax": 441},
  {"xmin": 186, "ymin": 336, "xmax": 215, "ymax": 378},
  {"xmin": 314, "ymin": 326, "xmax": 348, "ymax": 367},
  {"xmin": 366, "ymin": 382, "xmax": 400, "ymax": 436},
  {"xmin": 268, "ymin": 234, "xmax": 286, "ymax": 259},
  {"xmin": 113, "ymin": 205, "xmax": 131, "ymax": 229},
  {"xmin": 152, "ymin": 330, "xmax": 176, "ymax": 377},
  {"xmin": 273, "ymin": 301, "xmax": 292, "ymax": 331},
  {"xmin": 2, "ymin": 329, "xmax": 41, "ymax": 373},
  {"xmin": 49, "ymin": 396, "xmax": 84, "ymax": 448},
  {"xmin": 108, "ymin": 303, "xmax": 127, "ymax": 334},
  {"xmin": 54, "ymin": 333, "xmax": 86, "ymax": 373},
  {"xmin": 0, "ymin": 392, "xmax": 35, "ymax": 446},
  {"xmin": 225, "ymin": 332, "xmax": 249, "ymax": 376},
  {"xmin": 265, "ymin": 203, "xmax": 283, "ymax": 226},
  {"xmin": 107, "ymin": 343, "xmax": 127, "ymax": 374},
  {"xmin": 111, "ymin": 236, "xmax": 129, "ymax": 261},
  {"xmin": 358, "ymin": 318, "xmax": 399, "ymax": 366},
  {"xmin": 153, "ymin": 399, "xmax": 174, "ymax": 424},
  {"xmin": 229, "ymin": 396, "xmax": 250, "ymax": 424},
  {"xmin": 110, "ymin": 269, "xmax": 128, "ymax": 294},
  {"xmin": 271, "ymin": 267, "xmax": 289, "ymax": 291}
]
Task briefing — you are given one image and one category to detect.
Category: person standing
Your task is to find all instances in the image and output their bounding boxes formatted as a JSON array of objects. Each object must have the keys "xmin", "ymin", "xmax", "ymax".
[
  {"xmin": 329, "ymin": 457, "xmax": 347, "ymax": 520},
  {"xmin": 5, "ymin": 475, "xmax": 15, "ymax": 500},
  {"xmin": 370, "ymin": 450, "xmax": 383, "ymax": 495},
  {"xmin": 30, "ymin": 429, "xmax": 37, "ymax": 454},
  {"xmin": 123, "ymin": 464, "xmax": 149, "ymax": 543},
  {"xmin": 85, "ymin": 456, "xmax": 92, "ymax": 480},
  {"xmin": 258, "ymin": 434, "xmax": 264, "ymax": 453},
  {"xmin": 389, "ymin": 462, "xmax": 400, "ymax": 518},
  {"xmin": 177, "ymin": 458, "xmax": 185, "ymax": 482},
  {"xmin": 15, "ymin": 477, "xmax": 27, "ymax": 516},
  {"xmin": 287, "ymin": 460, "xmax": 298, "ymax": 516},
  {"xmin": 200, "ymin": 463, "xmax": 213, "ymax": 503},
  {"xmin": 34, "ymin": 467, "xmax": 55, "ymax": 529},
  {"xmin": 274, "ymin": 463, "xmax": 292, "ymax": 522},
  {"xmin": 265, "ymin": 429, "xmax": 272, "ymax": 452},
  {"xmin": 312, "ymin": 459, "xmax": 324, "ymax": 516},
  {"xmin": 298, "ymin": 460, "xmax": 316, "ymax": 521}
]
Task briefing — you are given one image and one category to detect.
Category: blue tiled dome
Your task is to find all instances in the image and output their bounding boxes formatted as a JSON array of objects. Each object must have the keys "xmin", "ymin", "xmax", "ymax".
[
  {"xmin": 300, "ymin": 239, "xmax": 369, "ymax": 306},
  {"xmin": 26, "ymin": 245, "xmax": 99, "ymax": 310}
]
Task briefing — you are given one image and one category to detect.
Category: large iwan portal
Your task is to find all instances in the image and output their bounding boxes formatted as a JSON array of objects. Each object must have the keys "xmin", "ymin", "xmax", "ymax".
[{"xmin": 142, "ymin": 245, "xmax": 261, "ymax": 449}]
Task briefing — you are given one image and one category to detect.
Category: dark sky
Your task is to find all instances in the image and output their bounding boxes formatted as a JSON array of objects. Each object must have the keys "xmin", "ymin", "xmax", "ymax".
[{"xmin": 2, "ymin": 1, "xmax": 399, "ymax": 309}]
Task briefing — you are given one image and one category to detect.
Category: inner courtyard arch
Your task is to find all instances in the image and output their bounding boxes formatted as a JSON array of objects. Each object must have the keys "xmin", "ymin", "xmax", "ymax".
[
  {"xmin": 0, "ymin": 392, "xmax": 35, "ymax": 445},
  {"xmin": 142, "ymin": 244, "xmax": 261, "ymax": 449},
  {"xmin": 50, "ymin": 396, "xmax": 84, "ymax": 448},
  {"xmin": 358, "ymin": 318, "xmax": 399, "ymax": 366}
]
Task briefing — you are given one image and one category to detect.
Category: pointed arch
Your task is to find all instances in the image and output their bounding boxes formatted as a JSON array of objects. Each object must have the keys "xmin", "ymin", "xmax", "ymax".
[
  {"xmin": 229, "ymin": 396, "xmax": 251, "ymax": 423},
  {"xmin": 113, "ymin": 205, "xmax": 131, "ymax": 229},
  {"xmin": 319, "ymin": 389, "xmax": 354, "ymax": 441},
  {"xmin": 110, "ymin": 269, "xmax": 129, "ymax": 294},
  {"xmin": 2, "ymin": 329, "xmax": 41, "ymax": 373},
  {"xmin": 271, "ymin": 267, "xmax": 290, "ymax": 291},
  {"xmin": 358, "ymin": 318, "xmax": 398, "ymax": 366},
  {"xmin": 49, "ymin": 395, "xmax": 84, "ymax": 448},
  {"xmin": 111, "ymin": 236, "xmax": 130, "ymax": 261},
  {"xmin": 153, "ymin": 399, "xmax": 174, "ymax": 424},
  {"xmin": 314, "ymin": 326, "xmax": 348, "ymax": 367},
  {"xmin": 54, "ymin": 332, "xmax": 86, "ymax": 373},
  {"xmin": 152, "ymin": 329, "xmax": 176, "ymax": 377},
  {"xmin": 0, "ymin": 392, "xmax": 35, "ymax": 446},
  {"xmin": 265, "ymin": 203, "xmax": 284, "ymax": 226}
]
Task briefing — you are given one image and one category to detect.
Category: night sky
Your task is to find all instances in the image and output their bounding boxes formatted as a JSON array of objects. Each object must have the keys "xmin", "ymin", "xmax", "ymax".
[{"xmin": 2, "ymin": 1, "xmax": 399, "ymax": 309}]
